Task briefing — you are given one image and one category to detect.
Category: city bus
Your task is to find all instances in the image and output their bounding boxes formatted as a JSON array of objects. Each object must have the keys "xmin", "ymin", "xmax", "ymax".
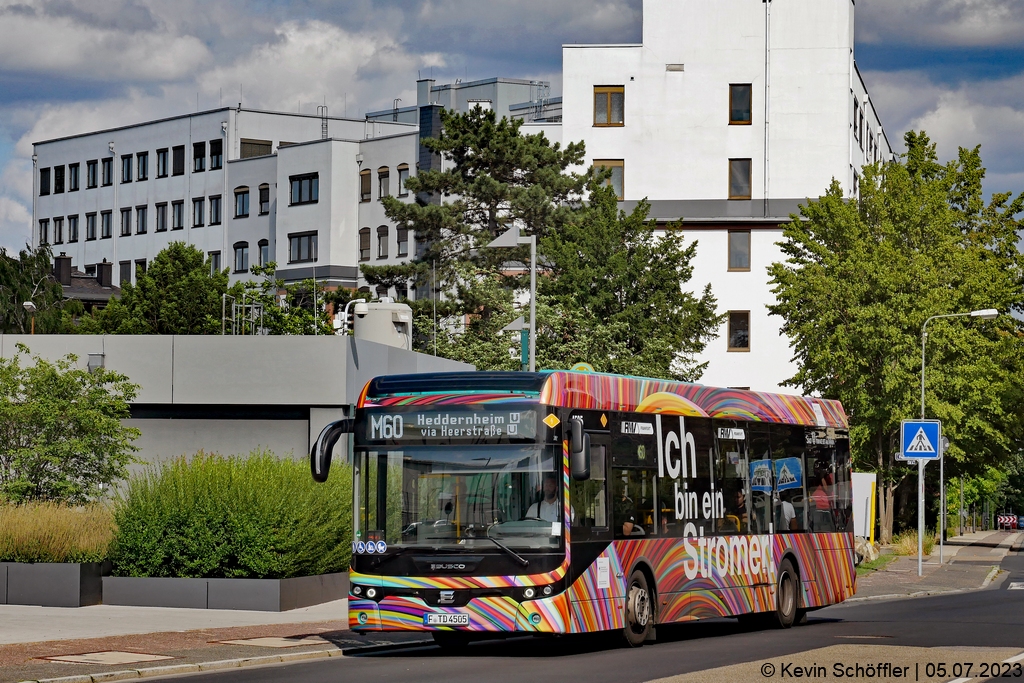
[{"xmin": 311, "ymin": 371, "xmax": 855, "ymax": 647}]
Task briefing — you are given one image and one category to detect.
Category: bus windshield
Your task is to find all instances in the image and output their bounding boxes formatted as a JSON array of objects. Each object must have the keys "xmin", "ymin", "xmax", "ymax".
[{"xmin": 354, "ymin": 444, "xmax": 563, "ymax": 551}]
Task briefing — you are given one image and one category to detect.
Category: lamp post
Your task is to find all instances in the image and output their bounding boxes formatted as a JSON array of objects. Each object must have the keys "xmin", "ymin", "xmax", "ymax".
[
  {"xmin": 487, "ymin": 227, "xmax": 537, "ymax": 372},
  {"xmin": 919, "ymin": 308, "xmax": 997, "ymax": 573},
  {"xmin": 22, "ymin": 301, "xmax": 36, "ymax": 335}
]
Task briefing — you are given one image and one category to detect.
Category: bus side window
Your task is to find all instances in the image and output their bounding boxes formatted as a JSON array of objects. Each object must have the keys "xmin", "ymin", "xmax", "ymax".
[
  {"xmin": 748, "ymin": 425, "xmax": 772, "ymax": 534},
  {"xmin": 571, "ymin": 444, "xmax": 607, "ymax": 532},
  {"xmin": 834, "ymin": 438, "xmax": 853, "ymax": 532},
  {"xmin": 771, "ymin": 425, "xmax": 807, "ymax": 533},
  {"xmin": 713, "ymin": 420, "xmax": 749, "ymax": 534}
]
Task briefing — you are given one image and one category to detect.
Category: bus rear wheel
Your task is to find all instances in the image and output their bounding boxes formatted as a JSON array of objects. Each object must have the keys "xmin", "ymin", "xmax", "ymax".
[
  {"xmin": 771, "ymin": 558, "xmax": 799, "ymax": 629},
  {"xmin": 622, "ymin": 569, "xmax": 653, "ymax": 647}
]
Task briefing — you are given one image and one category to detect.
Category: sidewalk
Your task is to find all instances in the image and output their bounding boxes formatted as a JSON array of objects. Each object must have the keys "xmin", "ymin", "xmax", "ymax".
[{"xmin": 851, "ymin": 530, "xmax": 1021, "ymax": 601}]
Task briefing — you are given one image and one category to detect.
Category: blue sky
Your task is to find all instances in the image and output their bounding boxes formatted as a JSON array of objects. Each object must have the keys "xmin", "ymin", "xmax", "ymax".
[{"xmin": 1, "ymin": 0, "xmax": 1022, "ymax": 250}]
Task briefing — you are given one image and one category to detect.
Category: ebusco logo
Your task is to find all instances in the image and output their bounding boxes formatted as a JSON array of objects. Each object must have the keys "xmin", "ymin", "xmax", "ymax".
[
  {"xmin": 371, "ymin": 414, "xmax": 403, "ymax": 439},
  {"xmin": 352, "ymin": 541, "xmax": 388, "ymax": 555}
]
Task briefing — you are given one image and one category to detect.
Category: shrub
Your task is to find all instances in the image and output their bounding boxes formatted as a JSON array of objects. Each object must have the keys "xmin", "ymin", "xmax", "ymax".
[
  {"xmin": 110, "ymin": 450, "xmax": 351, "ymax": 579},
  {"xmin": 0, "ymin": 502, "xmax": 114, "ymax": 563},
  {"xmin": 891, "ymin": 529, "xmax": 935, "ymax": 556}
]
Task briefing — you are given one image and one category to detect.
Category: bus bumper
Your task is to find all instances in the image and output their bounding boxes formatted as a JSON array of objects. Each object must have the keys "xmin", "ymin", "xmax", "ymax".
[{"xmin": 349, "ymin": 592, "xmax": 571, "ymax": 634}]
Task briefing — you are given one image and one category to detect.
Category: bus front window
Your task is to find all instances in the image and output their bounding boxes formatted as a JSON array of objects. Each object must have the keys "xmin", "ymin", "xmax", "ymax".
[{"xmin": 354, "ymin": 445, "xmax": 563, "ymax": 551}]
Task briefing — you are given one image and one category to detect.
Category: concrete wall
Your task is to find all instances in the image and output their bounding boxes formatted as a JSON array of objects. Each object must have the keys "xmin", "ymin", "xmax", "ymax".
[{"xmin": 0, "ymin": 335, "xmax": 471, "ymax": 465}]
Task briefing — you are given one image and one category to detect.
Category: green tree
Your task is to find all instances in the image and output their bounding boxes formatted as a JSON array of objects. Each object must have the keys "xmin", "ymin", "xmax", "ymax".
[
  {"xmin": 539, "ymin": 183, "xmax": 722, "ymax": 380},
  {"xmin": 768, "ymin": 132, "xmax": 1024, "ymax": 542},
  {"xmin": 0, "ymin": 345, "xmax": 140, "ymax": 503},
  {"xmin": 79, "ymin": 242, "xmax": 234, "ymax": 334},
  {"xmin": 0, "ymin": 244, "xmax": 67, "ymax": 334},
  {"xmin": 362, "ymin": 106, "xmax": 588, "ymax": 353},
  {"xmin": 237, "ymin": 264, "xmax": 336, "ymax": 336}
]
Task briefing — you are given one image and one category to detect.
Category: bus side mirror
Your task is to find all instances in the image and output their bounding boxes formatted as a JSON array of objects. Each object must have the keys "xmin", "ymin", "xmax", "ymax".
[
  {"xmin": 310, "ymin": 418, "xmax": 354, "ymax": 483},
  {"xmin": 570, "ymin": 419, "xmax": 591, "ymax": 481}
]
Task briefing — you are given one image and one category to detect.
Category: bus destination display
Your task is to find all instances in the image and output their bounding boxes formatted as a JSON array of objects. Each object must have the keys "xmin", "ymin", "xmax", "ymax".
[{"xmin": 368, "ymin": 409, "xmax": 537, "ymax": 441}]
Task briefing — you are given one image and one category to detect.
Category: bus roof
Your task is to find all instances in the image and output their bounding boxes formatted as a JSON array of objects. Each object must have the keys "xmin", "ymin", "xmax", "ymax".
[{"xmin": 359, "ymin": 371, "xmax": 848, "ymax": 429}]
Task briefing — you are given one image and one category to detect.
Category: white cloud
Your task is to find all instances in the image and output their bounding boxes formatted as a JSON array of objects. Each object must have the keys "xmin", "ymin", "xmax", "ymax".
[
  {"xmin": 0, "ymin": 196, "xmax": 31, "ymax": 253},
  {"xmin": 0, "ymin": 4, "xmax": 212, "ymax": 82},
  {"xmin": 858, "ymin": 0, "xmax": 1024, "ymax": 47}
]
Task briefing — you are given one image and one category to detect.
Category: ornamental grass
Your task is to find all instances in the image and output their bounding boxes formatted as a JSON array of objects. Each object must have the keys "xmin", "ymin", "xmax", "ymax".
[
  {"xmin": 111, "ymin": 450, "xmax": 352, "ymax": 579},
  {"xmin": 0, "ymin": 501, "xmax": 114, "ymax": 563},
  {"xmin": 890, "ymin": 529, "xmax": 936, "ymax": 556}
]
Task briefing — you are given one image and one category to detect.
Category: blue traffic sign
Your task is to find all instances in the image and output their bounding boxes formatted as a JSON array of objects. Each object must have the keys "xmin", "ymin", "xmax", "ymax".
[{"xmin": 900, "ymin": 420, "xmax": 942, "ymax": 460}]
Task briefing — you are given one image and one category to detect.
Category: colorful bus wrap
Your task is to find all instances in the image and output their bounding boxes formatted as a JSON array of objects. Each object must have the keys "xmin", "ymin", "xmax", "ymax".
[{"xmin": 312, "ymin": 371, "xmax": 855, "ymax": 645}]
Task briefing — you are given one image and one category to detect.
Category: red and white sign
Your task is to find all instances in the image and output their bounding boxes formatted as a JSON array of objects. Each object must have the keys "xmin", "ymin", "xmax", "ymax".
[{"xmin": 997, "ymin": 514, "xmax": 1017, "ymax": 529}]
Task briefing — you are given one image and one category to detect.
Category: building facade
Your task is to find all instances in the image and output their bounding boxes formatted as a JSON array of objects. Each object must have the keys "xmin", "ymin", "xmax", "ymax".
[{"xmin": 31, "ymin": 0, "xmax": 890, "ymax": 393}]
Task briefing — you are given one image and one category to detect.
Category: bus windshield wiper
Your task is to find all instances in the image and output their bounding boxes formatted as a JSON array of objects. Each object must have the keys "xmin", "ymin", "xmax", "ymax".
[
  {"xmin": 371, "ymin": 545, "xmax": 414, "ymax": 569},
  {"xmin": 479, "ymin": 534, "xmax": 530, "ymax": 568}
]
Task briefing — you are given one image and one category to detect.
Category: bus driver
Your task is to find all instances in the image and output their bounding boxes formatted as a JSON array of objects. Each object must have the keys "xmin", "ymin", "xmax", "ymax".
[{"xmin": 526, "ymin": 473, "xmax": 574, "ymax": 523}]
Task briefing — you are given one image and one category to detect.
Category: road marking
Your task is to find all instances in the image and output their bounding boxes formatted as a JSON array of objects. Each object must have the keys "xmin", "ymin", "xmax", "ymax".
[
  {"xmin": 1005, "ymin": 652, "xmax": 1024, "ymax": 663},
  {"xmin": 948, "ymin": 678, "xmax": 971, "ymax": 683},
  {"xmin": 1008, "ymin": 582, "xmax": 1024, "ymax": 590}
]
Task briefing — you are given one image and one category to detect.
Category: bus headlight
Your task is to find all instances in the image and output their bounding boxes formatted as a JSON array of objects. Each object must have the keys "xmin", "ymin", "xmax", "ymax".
[
  {"xmin": 542, "ymin": 585, "xmax": 552, "ymax": 596},
  {"xmin": 352, "ymin": 586, "xmax": 362, "ymax": 596},
  {"xmin": 366, "ymin": 587, "xmax": 378, "ymax": 599},
  {"xmin": 523, "ymin": 587, "xmax": 536, "ymax": 599}
]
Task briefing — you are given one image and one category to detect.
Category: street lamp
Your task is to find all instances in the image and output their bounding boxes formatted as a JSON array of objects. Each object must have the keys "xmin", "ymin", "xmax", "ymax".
[
  {"xmin": 919, "ymin": 308, "xmax": 998, "ymax": 572},
  {"xmin": 22, "ymin": 301, "xmax": 36, "ymax": 335},
  {"xmin": 487, "ymin": 227, "xmax": 537, "ymax": 372}
]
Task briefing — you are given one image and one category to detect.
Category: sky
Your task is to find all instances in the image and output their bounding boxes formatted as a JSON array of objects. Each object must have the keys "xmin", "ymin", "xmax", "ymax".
[{"xmin": 1, "ymin": 0, "xmax": 1023, "ymax": 251}]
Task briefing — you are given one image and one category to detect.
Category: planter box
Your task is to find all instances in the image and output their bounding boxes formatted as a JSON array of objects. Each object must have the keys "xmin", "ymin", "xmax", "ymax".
[
  {"xmin": 103, "ymin": 572, "xmax": 348, "ymax": 612},
  {"xmin": 0, "ymin": 562, "xmax": 108, "ymax": 607}
]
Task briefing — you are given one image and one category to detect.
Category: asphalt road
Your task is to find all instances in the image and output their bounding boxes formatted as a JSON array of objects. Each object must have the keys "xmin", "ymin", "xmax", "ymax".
[{"xmin": 172, "ymin": 539, "xmax": 1024, "ymax": 683}]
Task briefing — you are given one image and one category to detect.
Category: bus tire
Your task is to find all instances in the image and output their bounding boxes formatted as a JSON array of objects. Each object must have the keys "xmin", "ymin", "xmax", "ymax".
[
  {"xmin": 772, "ymin": 558, "xmax": 799, "ymax": 629},
  {"xmin": 622, "ymin": 569, "xmax": 653, "ymax": 647},
  {"xmin": 432, "ymin": 631, "xmax": 470, "ymax": 650}
]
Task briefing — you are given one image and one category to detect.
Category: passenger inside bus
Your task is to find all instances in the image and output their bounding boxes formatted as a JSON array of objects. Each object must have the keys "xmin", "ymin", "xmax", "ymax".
[{"xmin": 613, "ymin": 475, "xmax": 643, "ymax": 537}]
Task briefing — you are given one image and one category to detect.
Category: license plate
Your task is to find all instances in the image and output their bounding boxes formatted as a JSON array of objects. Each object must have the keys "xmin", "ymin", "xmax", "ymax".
[{"xmin": 424, "ymin": 613, "xmax": 470, "ymax": 626}]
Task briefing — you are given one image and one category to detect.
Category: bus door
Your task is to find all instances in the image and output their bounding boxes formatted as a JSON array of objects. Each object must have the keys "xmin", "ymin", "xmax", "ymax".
[
  {"xmin": 748, "ymin": 425, "xmax": 774, "ymax": 535},
  {"xmin": 713, "ymin": 421, "xmax": 750, "ymax": 535},
  {"xmin": 610, "ymin": 427, "xmax": 656, "ymax": 540}
]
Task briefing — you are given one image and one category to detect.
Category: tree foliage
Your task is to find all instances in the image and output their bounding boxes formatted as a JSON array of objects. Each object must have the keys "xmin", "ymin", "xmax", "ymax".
[
  {"xmin": 0, "ymin": 244, "xmax": 66, "ymax": 334},
  {"xmin": 237, "ymin": 264, "xmax": 337, "ymax": 336},
  {"xmin": 0, "ymin": 345, "xmax": 140, "ymax": 503},
  {"xmin": 768, "ymin": 131, "xmax": 1024, "ymax": 541},
  {"xmin": 78, "ymin": 242, "xmax": 233, "ymax": 334}
]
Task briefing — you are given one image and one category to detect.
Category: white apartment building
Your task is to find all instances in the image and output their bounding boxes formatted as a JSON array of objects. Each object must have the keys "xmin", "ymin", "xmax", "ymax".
[{"xmin": 31, "ymin": 0, "xmax": 890, "ymax": 392}]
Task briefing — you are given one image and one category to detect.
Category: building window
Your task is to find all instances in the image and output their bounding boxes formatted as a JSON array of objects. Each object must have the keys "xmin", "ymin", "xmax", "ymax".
[
  {"xmin": 68, "ymin": 163, "xmax": 79, "ymax": 192},
  {"xmin": 137, "ymin": 152, "xmax": 148, "ymax": 181},
  {"xmin": 397, "ymin": 227, "xmax": 409, "ymax": 257},
  {"xmin": 258, "ymin": 239, "xmax": 270, "ymax": 266},
  {"xmin": 210, "ymin": 139, "xmax": 223, "ymax": 170},
  {"xmin": 86, "ymin": 160, "xmax": 98, "ymax": 188},
  {"xmin": 120, "ymin": 208, "xmax": 131, "ymax": 236},
  {"xmin": 360, "ymin": 169, "xmax": 371, "ymax": 202},
  {"xmin": 594, "ymin": 159, "xmax": 624, "ymax": 200},
  {"xmin": 38, "ymin": 219, "xmax": 49, "ymax": 244},
  {"xmin": 234, "ymin": 187, "xmax": 249, "ymax": 218},
  {"xmin": 729, "ymin": 158, "xmax": 752, "ymax": 200},
  {"xmin": 156, "ymin": 148, "xmax": 168, "ymax": 177},
  {"xmin": 155, "ymin": 203, "xmax": 167, "ymax": 232},
  {"xmin": 135, "ymin": 259, "xmax": 147, "ymax": 277},
  {"xmin": 172, "ymin": 201, "xmax": 184, "ymax": 230},
  {"xmin": 859, "ymin": 108, "xmax": 865, "ymax": 151},
  {"xmin": 209, "ymin": 195, "xmax": 222, "ymax": 225},
  {"xmin": 119, "ymin": 261, "xmax": 131, "ymax": 285},
  {"xmin": 101, "ymin": 211, "xmax": 112, "ymax": 238},
  {"xmin": 39, "ymin": 168, "xmax": 50, "ymax": 196},
  {"xmin": 258, "ymin": 184, "xmax": 270, "ymax": 214},
  {"xmin": 209, "ymin": 251, "xmax": 221, "ymax": 275},
  {"xmin": 728, "ymin": 230, "xmax": 751, "ymax": 271},
  {"xmin": 728, "ymin": 311, "xmax": 750, "ymax": 351},
  {"xmin": 121, "ymin": 155, "xmax": 132, "ymax": 183},
  {"xmin": 359, "ymin": 228, "xmax": 370, "ymax": 261},
  {"xmin": 172, "ymin": 146, "xmax": 185, "ymax": 176},
  {"xmin": 193, "ymin": 142, "xmax": 206, "ymax": 172},
  {"xmin": 288, "ymin": 232, "xmax": 317, "ymax": 263},
  {"xmin": 54, "ymin": 165, "xmax": 65, "ymax": 194},
  {"xmin": 102, "ymin": 158, "xmax": 113, "ymax": 186},
  {"xmin": 376, "ymin": 286, "xmax": 389, "ymax": 299},
  {"xmin": 729, "ymin": 84, "xmax": 753, "ymax": 125},
  {"xmin": 193, "ymin": 198, "xmax": 204, "ymax": 227},
  {"xmin": 289, "ymin": 173, "xmax": 319, "ymax": 205},
  {"xmin": 397, "ymin": 164, "xmax": 410, "ymax": 196},
  {"xmin": 68, "ymin": 215, "xmax": 79, "ymax": 242},
  {"xmin": 396, "ymin": 283, "xmax": 408, "ymax": 300},
  {"xmin": 377, "ymin": 226, "xmax": 389, "ymax": 259},
  {"xmin": 53, "ymin": 217, "xmax": 63, "ymax": 244},
  {"xmin": 136, "ymin": 205, "xmax": 147, "ymax": 234},
  {"xmin": 378, "ymin": 167, "xmax": 390, "ymax": 198},
  {"xmin": 233, "ymin": 242, "xmax": 249, "ymax": 273},
  {"xmin": 85, "ymin": 213, "xmax": 97, "ymax": 241},
  {"xmin": 240, "ymin": 138, "xmax": 272, "ymax": 159},
  {"xmin": 852, "ymin": 99, "xmax": 860, "ymax": 143},
  {"xmin": 594, "ymin": 86, "xmax": 625, "ymax": 126}
]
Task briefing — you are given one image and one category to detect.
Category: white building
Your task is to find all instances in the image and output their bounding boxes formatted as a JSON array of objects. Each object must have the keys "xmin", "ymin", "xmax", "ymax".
[
  {"xmin": 31, "ymin": 0, "xmax": 890, "ymax": 392},
  {"xmin": 554, "ymin": 0, "xmax": 892, "ymax": 391}
]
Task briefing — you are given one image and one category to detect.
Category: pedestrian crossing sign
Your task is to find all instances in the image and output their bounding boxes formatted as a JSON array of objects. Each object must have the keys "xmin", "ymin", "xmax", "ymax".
[{"xmin": 899, "ymin": 420, "xmax": 942, "ymax": 461}]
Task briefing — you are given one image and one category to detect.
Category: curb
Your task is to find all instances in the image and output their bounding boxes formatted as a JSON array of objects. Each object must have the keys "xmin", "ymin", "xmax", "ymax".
[
  {"xmin": 845, "ymin": 565, "xmax": 1002, "ymax": 603},
  {"xmin": 20, "ymin": 648, "xmax": 344, "ymax": 683}
]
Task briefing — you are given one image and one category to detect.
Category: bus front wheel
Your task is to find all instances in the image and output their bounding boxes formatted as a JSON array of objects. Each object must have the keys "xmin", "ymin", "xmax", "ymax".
[
  {"xmin": 772, "ymin": 558, "xmax": 799, "ymax": 629},
  {"xmin": 622, "ymin": 569, "xmax": 653, "ymax": 647}
]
